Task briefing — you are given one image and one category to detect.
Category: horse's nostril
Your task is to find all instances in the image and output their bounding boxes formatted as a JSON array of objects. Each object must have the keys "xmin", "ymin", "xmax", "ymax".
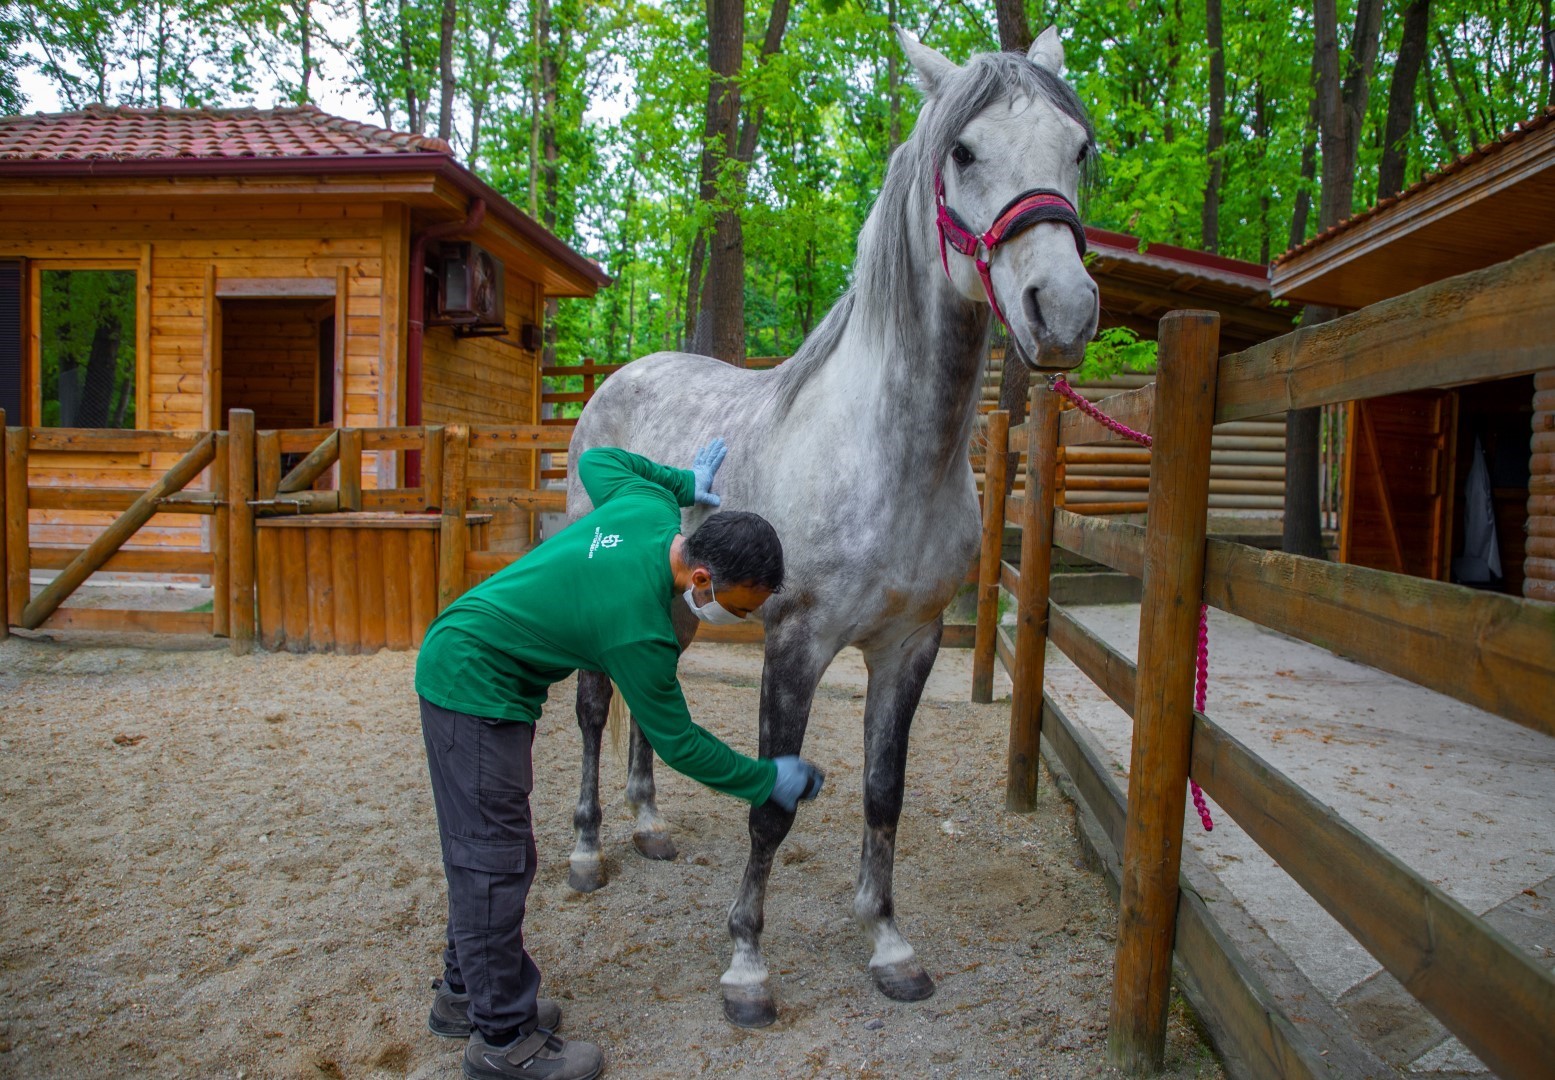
[{"xmin": 1024, "ymin": 288, "xmax": 1047, "ymax": 335}]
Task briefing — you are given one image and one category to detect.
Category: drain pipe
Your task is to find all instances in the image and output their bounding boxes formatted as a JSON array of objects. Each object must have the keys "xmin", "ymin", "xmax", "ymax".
[{"xmin": 406, "ymin": 197, "xmax": 486, "ymax": 488}]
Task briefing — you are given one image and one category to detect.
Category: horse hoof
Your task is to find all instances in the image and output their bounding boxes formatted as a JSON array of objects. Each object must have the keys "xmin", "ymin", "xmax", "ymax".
[
  {"xmin": 721, "ymin": 984, "xmax": 778, "ymax": 1028},
  {"xmin": 567, "ymin": 861, "xmax": 607, "ymax": 893},
  {"xmin": 632, "ymin": 831, "xmax": 678, "ymax": 861},
  {"xmin": 871, "ymin": 961, "xmax": 936, "ymax": 1002}
]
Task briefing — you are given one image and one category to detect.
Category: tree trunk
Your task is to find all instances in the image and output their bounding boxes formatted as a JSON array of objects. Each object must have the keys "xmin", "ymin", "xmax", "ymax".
[
  {"xmin": 78, "ymin": 317, "xmax": 122, "ymax": 429},
  {"xmin": 1541, "ymin": 0, "xmax": 1552, "ymax": 107},
  {"xmin": 437, "ymin": 0, "xmax": 456, "ymax": 142},
  {"xmin": 1289, "ymin": 58, "xmax": 1320, "ymax": 249},
  {"xmin": 1287, "ymin": 0, "xmax": 1384, "ymax": 560},
  {"xmin": 397, "ymin": 0, "xmax": 422, "ymax": 132},
  {"xmin": 1255, "ymin": 79, "xmax": 1271, "ymax": 263},
  {"xmin": 993, "ymin": 0, "xmax": 1033, "ymax": 52},
  {"xmin": 690, "ymin": 0, "xmax": 791, "ymax": 363},
  {"xmin": 1201, "ymin": 0, "xmax": 1225, "ymax": 252},
  {"xmin": 887, "ymin": 0, "xmax": 902, "ymax": 152},
  {"xmin": 1379, "ymin": 0, "xmax": 1430, "ymax": 199}
]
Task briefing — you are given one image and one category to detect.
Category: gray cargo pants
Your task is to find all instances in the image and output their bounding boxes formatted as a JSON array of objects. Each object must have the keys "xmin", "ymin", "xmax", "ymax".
[{"xmin": 420, "ymin": 696, "xmax": 541, "ymax": 1043}]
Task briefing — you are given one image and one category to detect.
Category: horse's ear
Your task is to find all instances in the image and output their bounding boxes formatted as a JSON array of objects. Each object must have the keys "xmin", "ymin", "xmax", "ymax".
[
  {"xmin": 1028, "ymin": 26, "xmax": 1065, "ymax": 74},
  {"xmin": 895, "ymin": 25, "xmax": 959, "ymax": 96}
]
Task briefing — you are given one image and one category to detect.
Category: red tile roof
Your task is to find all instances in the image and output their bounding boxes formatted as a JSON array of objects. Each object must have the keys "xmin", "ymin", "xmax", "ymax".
[
  {"xmin": 0, "ymin": 103, "xmax": 454, "ymax": 160},
  {"xmin": 1274, "ymin": 105, "xmax": 1555, "ymax": 266}
]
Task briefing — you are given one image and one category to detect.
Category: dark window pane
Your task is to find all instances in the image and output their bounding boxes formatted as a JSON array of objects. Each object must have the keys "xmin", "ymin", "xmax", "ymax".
[{"xmin": 40, "ymin": 269, "xmax": 137, "ymax": 428}]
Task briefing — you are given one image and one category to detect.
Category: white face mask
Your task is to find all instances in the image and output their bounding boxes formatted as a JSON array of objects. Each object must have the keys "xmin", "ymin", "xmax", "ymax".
[{"xmin": 683, "ymin": 583, "xmax": 748, "ymax": 625}]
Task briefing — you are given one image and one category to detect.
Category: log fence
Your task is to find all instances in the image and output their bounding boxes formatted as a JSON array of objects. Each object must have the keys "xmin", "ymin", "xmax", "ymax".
[{"xmin": 972, "ymin": 241, "xmax": 1555, "ymax": 1076}]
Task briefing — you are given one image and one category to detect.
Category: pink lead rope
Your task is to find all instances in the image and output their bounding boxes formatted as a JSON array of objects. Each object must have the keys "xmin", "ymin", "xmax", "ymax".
[{"xmin": 1048, "ymin": 375, "xmax": 1214, "ymax": 832}]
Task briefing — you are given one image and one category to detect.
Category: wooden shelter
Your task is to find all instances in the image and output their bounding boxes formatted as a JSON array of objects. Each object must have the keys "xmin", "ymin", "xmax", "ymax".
[
  {"xmin": 0, "ymin": 104, "xmax": 608, "ymax": 558},
  {"xmin": 1270, "ymin": 106, "xmax": 1555, "ymax": 601}
]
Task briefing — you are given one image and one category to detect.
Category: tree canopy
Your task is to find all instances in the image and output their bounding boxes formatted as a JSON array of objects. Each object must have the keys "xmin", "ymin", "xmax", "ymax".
[{"xmin": 6, "ymin": 0, "xmax": 1552, "ymax": 372}]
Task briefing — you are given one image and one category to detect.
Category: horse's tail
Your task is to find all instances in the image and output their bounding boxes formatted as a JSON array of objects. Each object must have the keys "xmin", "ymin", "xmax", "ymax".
[{"xmin": 607, "ymin": 679, "xmax": 629, "ymax": 760}]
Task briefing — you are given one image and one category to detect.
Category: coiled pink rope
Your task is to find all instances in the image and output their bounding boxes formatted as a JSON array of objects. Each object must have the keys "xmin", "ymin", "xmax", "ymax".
[{"xmin": 1049, "ymin": 376, "xmax": 1214, "ymax": 832}]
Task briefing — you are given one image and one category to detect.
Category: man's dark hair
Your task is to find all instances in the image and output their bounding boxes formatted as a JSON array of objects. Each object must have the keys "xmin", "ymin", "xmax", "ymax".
[{"xmin": 686, "ymin": 511, "xmax": 785, "ymax": 593}]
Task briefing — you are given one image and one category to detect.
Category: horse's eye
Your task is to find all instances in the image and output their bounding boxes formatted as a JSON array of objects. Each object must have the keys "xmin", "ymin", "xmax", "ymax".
[
  {"xmin": 951, "ymin": 143, "xmax": 974, "ymax": 167},
  {"xmin": 1075, "ymin": 145, "xmax": 1089, "ymax": 167}
]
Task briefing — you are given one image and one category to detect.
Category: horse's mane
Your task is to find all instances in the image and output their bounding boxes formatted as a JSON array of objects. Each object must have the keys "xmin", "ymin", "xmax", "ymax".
[{"xmin": 772, "ymin": 48, "xmax": 1096, "ymax": 417}]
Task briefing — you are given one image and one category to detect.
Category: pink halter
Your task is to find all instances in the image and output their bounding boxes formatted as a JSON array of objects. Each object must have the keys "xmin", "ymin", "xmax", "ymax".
[{"xmin": 934, "ymin": 170, "xmax": 1087, "ymax": 335}]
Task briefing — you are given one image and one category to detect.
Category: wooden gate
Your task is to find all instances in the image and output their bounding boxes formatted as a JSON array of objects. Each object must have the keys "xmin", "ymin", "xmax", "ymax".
[{"xmin": 2, "ymin": 415, "xmax": 231, "ymax": 639}]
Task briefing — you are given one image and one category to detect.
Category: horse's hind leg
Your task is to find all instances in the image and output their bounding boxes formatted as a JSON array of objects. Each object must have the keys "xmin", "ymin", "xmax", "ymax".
[
  {"xmin": 722, "ymin": 620, "xmax": 836, "ymax": 1028},
  {"xmin": 856, "ymin": 620, "xmax": 942, "ymax": 1002},
  {"xmin": 623, "ymin": 599, "xmax": 698, "ymax": 861},
  {"xmin": 569, "ymin": 670, "xmax": 611, "ymax": 892}
]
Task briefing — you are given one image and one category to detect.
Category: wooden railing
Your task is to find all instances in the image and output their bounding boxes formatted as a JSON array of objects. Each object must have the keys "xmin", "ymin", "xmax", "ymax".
[
  {"xmin": 538, "ymin": 360, "xmax": 624, "ymax": 479},
  {"xmin": 973, "ymin": 242, "xmax": 1555, "ymax": 1077}
]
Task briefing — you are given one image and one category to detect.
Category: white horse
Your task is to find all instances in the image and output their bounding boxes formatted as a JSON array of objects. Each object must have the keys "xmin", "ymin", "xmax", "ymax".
[{"xmin": 564, "ymin": 27, "xmax": 1099, "ymax": 1026}]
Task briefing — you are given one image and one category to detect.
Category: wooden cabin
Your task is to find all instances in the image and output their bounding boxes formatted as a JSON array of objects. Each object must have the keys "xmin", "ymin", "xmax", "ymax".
[
  {"xmin": 0, "ymin": 104, "xmax": 608, "ymax": 559},
  {"xmin": 1270, "ymin": 106, "xmax": 1555, "ymax": 602}
]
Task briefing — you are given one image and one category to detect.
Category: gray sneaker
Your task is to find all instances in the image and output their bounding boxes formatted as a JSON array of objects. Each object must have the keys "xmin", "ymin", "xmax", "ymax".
[
  {"xmin": 464, "ymin": 1029, "xmax": 603, "ymax": 1080},
  {"xmin": 429, "ymin": 980, "xmax": 562, "ymax": 1039}
]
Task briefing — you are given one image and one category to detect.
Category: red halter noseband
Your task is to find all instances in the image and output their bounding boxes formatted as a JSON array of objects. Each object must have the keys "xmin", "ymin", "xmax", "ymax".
[{"xmin": 934, "ymin": 170, "xmax": 1087, "ymax": 335}]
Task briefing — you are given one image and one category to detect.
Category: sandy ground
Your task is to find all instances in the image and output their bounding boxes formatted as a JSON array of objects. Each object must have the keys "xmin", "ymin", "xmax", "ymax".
[{"xmin": 0, "ymin": 631, "xmax": 1221, "ymax": 1080}]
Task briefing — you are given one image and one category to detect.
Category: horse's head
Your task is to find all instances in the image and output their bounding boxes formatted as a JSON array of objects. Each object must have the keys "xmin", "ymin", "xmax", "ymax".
[{"xmin": 901, "ymin": 27, "xmax": 1099, "ymax": 371}]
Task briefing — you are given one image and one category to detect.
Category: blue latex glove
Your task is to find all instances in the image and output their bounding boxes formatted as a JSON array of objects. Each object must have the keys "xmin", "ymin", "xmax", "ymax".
[
  {"xmin": 769, "ymin": 756, "xmax": 825, "ymax": 812},
  {"xmin": 692, "ymin": 438, "xmax": 728, "ymax": 507}
]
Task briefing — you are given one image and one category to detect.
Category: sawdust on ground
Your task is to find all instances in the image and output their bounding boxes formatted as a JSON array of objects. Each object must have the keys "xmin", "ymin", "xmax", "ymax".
[{"xmin": 0, "ymin": 632, "xmax": 1221, "ymax": 1079}]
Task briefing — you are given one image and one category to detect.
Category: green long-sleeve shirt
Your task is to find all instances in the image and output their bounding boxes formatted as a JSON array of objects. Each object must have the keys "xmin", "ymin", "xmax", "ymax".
[{"xmin": 415, "ymin": 447, "xmax": 776, "ymax": 805}]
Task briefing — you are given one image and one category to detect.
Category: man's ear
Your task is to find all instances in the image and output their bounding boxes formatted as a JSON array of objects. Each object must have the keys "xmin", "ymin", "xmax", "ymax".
[{"xmin": 690, "ymin": 567, "xmax": 712, "ymax": 590}]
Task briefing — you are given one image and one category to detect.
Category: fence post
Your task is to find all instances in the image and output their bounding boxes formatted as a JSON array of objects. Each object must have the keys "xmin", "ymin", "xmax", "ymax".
[
  {"xmin": 422, "ymin": 425, "xmax": 445, "ymax": 512},
  {"xmin": 0, "ymin": 409, "xmax": 7, "ymax": 639},
  {"xmin": 1007, "ymin": 383, "xmax": 1062, "ymax": 811},
  {"xmin": 256, "ymin": 430, "xmax": 281, "ymax": 501},
  {"xmin": 212, "ymin": 432, "xmax": 230, "ymax": 637},
  {"xmin": 1106, "ymin": 310, "xmax": 1220, "ymax": 1073},
  {"xmin": 4, "ymin": 422, "xmax": 26, "ymax": 626},
  {"xmin": 339, "ymin": 427, "xmax": 363, "ymax": 512},
  {"xmin": 438, "ymin": 423, "xmax": 470, "ymax": 612},
  {"xmin": 228, "ymin": 409, "xmax": 256, "ymax": 655},
  {"xmin": 972, "ymin": 410, "xmax": 1011, "ymax": 702}
]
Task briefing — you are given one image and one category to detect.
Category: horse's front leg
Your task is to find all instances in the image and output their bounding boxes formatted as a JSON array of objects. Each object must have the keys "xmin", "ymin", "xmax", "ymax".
[
  {"xmin": 623, "ymin": 599, "xmax": 699, "ymax": 861},
  {"xmin": 569, "ymin": 670, "xmax": 611, "ymax": 892},
  {"xmin": 856, "ymin": 619, "xmax": 942, "ymax": 1002},
  {"xmin": 722, "ymin": 619, "xmax": 836, "ymax": 1028}
]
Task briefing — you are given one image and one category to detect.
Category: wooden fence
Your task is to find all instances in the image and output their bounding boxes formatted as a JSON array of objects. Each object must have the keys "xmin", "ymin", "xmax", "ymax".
[
  {"xmin": 1, "ymin": 413, "xmax": 572, "ymax": 652},
  {"xmin": 972, "ymin": 242, "xmax": 1555, "ymax": 1076}
]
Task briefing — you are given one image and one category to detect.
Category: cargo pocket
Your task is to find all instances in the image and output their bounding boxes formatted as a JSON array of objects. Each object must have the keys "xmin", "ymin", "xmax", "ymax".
[{"xmin": 446, "ymin": 833, "xmax": 531, "ymax": 934}]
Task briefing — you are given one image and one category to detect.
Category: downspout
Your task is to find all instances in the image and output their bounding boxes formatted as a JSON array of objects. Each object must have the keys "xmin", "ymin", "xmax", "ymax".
[{"xmin": 406, "ymin": 197, "xmax": 487, "ymax": 487}]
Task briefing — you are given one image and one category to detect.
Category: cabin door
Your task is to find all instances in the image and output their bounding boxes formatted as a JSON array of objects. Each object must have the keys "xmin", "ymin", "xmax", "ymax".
[
  {"xmin": 1338, "ymin": 390, "xmax": 1457, "ymax": 579},
  {"xmin": 219, "ymin": 298, "xmax": 338, "ymax": 431}
]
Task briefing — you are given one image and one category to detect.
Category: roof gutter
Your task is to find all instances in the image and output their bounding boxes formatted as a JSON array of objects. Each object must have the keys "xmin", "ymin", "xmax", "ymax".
[{"xmin": 406, "ymin": 197, "xmax": 485, "ymax": 489}]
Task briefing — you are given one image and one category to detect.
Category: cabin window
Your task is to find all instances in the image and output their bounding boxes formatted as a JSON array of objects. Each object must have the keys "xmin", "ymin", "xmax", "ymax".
[{"xmin": 36, "ymin": 268, "xmax": 138, "ymax": 428}]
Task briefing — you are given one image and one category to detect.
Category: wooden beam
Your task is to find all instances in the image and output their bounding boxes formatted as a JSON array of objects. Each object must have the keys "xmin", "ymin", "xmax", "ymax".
[
  {"xmin": 202, "ymin": 264, "xmax": 221, "ymax": 431},
  {"xmin": 1192, "ymin": 715, "xmax": 1555, "ymax": 1080},
  {"xmin": 1048, "ymin": 601, "xmax": 1136, "ymax": 715},
  {"xmin": 1108, "ymin": 310, "xmax": 1220, "ymax": 1073},
  {"xmin": 27, "ymin": 428, "xmax": 206, "ymax": 453},
  {"xmin": 38, "ymin": 607, "xmax": 214, "ymax": 635},
  {"xmin": 466, "ymin": 488, "xmax": 568, "ymax": 514},
  {"xmin": 136, "ymin": 245, "xmax": 151, "ymax": 451},
  {"xmin": 212, "ymin": 432, "xmax": 229, "ymax": 636},
  {"xmin": 1053, "ymin": 509, "xmax": 1147, "ymax": 578},
  {"xmin": 1216, "ymin": 242, "xmax": 1555, "ymax": 423},
  {"xmin": 421, "ymin": 425, "xmax": 445, "ymax": 512},
  {"xmin": 215, "ymin": 276, "xmax": 337, "ymax": 298},
  {"xmin": 1060, "ymin": 383, "xmax": 1156, "ymax": 446},
  {"xmin": 228, "ymin": 409, "xmax": 256, "ymax": 653},
  {"xmin": 1008, "ymin": 384, "xmax": 1062, "ymax": 812},
  {"xmin": 467, "ymin": 425, "xmax": 575, "ymax": 451},
  {"xmin": 256, "ymin": 430, "xmax": 281, "ymax": 500},
  {"xmin": 338, "ymin": 428, "xmax": 363, "ymax": 511},
  {"xmin": 20, "ymin": 433, "xmax": 215, "ymax": 630},
  {"xmin": 1202, "ymin": 539, "xmax": 1555, "ymax": 739},
  {"xmin": 29, "ymin": 546, "xmax": 213, "ymax": 574},
  {"xmin": 437, "ymin": 424, "xmax": 470, "ymax": 611},
  {"xmin": 276, "ymin": 430, "xmax": 339, "ymax": 493},
  {"xmin": 972, "ymin": 410, "xmax": 1010, "ymax": 703}
]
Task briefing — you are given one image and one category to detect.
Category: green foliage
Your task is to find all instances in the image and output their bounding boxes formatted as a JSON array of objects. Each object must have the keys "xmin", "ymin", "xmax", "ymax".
[{"xmin": 6, "ymin": 0, "xmax": 1551, "ymax": 373}]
